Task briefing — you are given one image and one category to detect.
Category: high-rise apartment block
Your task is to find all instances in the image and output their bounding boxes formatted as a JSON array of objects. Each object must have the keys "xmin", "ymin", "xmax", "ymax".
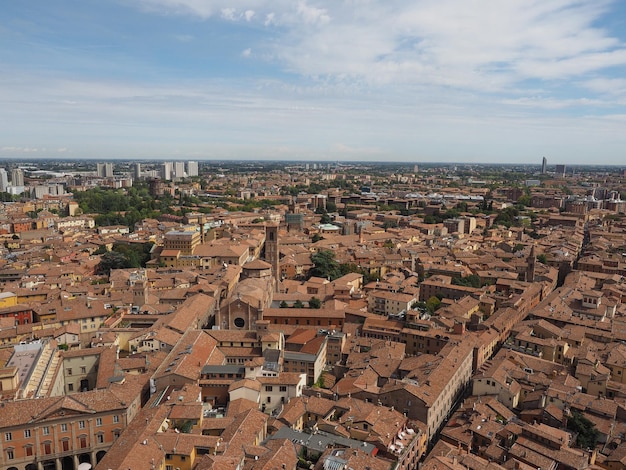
[
  {"xmin": 161, "ymin": 162, "xmax": 172, "ymax": 180},
  {"xmin": 11, "ymin": 168, "xmax": 24, "ymax": 186},
  {"xmin": 132, "ymin": 162, "xmax": 141, "ymax": 180},
  {"xmin": 0, "ymin": 169, "xmax": 8, "ymax": 192},
  {"xmin": 187, "ymin": 161, "xmax": 199, "ymax": 177},
  {"xmin": 174, "ymin": 161, "xmax": 185, "ymax": 179},
  {"xmin": 541, "ymin": 156, "xmax": 547, "ymax": 174},
  {"xmin": 555, "ymin": 164, "xmax": 566, "ymax": 177},
  {"xmin": 96, "ymin": 163, "xmax": 114, "ymax": 178}
]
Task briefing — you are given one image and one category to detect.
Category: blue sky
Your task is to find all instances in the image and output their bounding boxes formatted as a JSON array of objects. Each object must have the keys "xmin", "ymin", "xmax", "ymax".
[{"xmin": 1, "ymin": 0, "xmax": 626, "ymax": 164}]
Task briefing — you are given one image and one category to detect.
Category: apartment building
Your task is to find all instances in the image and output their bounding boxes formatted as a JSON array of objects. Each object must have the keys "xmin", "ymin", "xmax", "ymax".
[
  {"xmin": 367, "ymin": 290, "xmax": 416, "ymax": 316},
  {"xmin": 0, "ymin": 385, "xmax": 141, "ymax": 470}
]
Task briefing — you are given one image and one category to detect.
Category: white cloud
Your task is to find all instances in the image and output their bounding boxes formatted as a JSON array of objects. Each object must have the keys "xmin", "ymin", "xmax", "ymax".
[
  {"xmin": 582, "ymin": 78, "xmax": 626, "ymax": 96},
  {"xmin": 264, "ymin": 12, "xmax": 275, "ymax": 26},
  {"xmin": 3, "ymin": 1, "xmax": 626, "ymax": 162},
  {"xmin": 131, "ymin": 0, "xmax": 626, "ymax": 91},
  {"xmin": 220, "ymin": 8, "xmax": 237, "ymax": 20},
  {"xmin": 501, "ymin": 96, "xmax": 604, "ymax": 110},
  {"xmin": 296, "ymin": 1, "xmax": 330, "ymax": 25},
  {"xmin": 1, "ymin": 146, "xmax": 40, "ymax": 153}
]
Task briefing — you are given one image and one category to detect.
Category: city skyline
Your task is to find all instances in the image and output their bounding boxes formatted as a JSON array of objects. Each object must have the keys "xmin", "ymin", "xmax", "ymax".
[{"xmin": 2, "ymin": 1, "xmax": 626, "ymax": 163}]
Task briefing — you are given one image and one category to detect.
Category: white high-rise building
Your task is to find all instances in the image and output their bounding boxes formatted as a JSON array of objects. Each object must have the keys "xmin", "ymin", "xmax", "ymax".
[
  {"xmin": 11, "ymin": 168, "xmax": 24, "ymax": 187},
  {"xmin": 161, "ymin": 162, "xmax": 173, "ymax": 180},
  {"xmin": 133, "ymin": 162, "xmax": 141, "ymax": 180},
  {"xmin": 0, "ymin": 169, "xmax": 8, "ymax": 192},
  {"xmin": 174, "ymin": 161, "xmax": 185, "ymax": 179},
  {"xmin": 187, "ymin": 161, "xmax": 198, "ymax": 177},
  {"xmin": 96, "ymin": 163, "xmax": 114, "ymax": 177}
]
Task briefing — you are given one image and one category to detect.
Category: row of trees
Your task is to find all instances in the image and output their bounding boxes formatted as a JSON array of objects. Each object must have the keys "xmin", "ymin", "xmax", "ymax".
[{"xmin": 279, "ymin": 297, "xmax": 322, "ymax": 309}]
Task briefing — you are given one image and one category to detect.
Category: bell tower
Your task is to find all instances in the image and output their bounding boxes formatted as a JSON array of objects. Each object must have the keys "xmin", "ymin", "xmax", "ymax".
[{"xmin": 264, "ymin": 223, "xmax": 280, "ymax": 292}]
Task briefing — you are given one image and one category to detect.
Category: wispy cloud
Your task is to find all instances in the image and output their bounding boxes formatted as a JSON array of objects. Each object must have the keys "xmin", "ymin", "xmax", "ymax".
[
  {"xmin": 131, "ymin": 0, "xmax": 626, "ymax": 90},
  {"xmin": 2, "ymin": 0, "xmax": 626, "ymax": 162}
]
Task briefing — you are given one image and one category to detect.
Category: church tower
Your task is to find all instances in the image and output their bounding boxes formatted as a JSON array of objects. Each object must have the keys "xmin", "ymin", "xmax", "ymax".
[
  {"xmin": 264, "ymin": 223, "xmax": 280, "ymax": 292},
  {"xmin": 133, "ymin": 279, "xmax": 148, "ymax": 308}
]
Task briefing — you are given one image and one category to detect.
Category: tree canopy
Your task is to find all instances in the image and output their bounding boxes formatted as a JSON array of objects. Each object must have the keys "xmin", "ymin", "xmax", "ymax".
[
  {"xmin": 310, "ymin": 250, "xmax": 341, "ymax": 280},
  {"xmin": 95, "ymin": 242, "xmax": 154, "ymax": 276},
  {"xmin": 567, "ymin": 411, "xmax": 599, "ymax": 449}
]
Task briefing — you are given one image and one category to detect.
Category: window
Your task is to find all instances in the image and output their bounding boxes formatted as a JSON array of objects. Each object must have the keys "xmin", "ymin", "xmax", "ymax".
[
  {"xmin": 61, "ymin": 424, "xmax": 68, "ymax": 432},
  {"xmin": 97, "ymin": 434, "xmax": 104, "ymax": 444},
  {"xmin": 6, "ymin": 449, "xmax": 14, "ymax": 460},
  {"xmin": 280, "ymin": 386, "xmax": 287, "ymax": 392},
  {"xmin": 80, "ymin": 436, "xmax": 87, "ymax": 448},
  {"xmin": 24, "ymin": 429, "xmax": 31, "ymax": 438},
  {"xmin": 81, "ymin": 366, "xmax": 86, "ymax": 373},
  {"xmin": 267, "ymin": 397, "xmax": 271, "ymax": 403},
  {"xmin": 68, "ymin": 383, "xmax": 74, "ymax": 391},
  {"xmin": 79, "ymin": 420, "xmax": 85, "ymax": 429},
  {"xmin": 166, "ymin": 466, "xmax": 174, "ymax": 470},
  {"xmin": 44, "ymin": 442, "xmax": 52, "ymax": 454},
  {"xmin": 4, "ymin": 432, "xmax": 12, "ymax": 441},
  {"xmin": 26, "ymin": 445, "xmax": 34, "ymax": 456},
  {"xmin": 96, "ymin": 418, "xmax": 102, "ymax": 426},
  {"xmin": 113, "ymin": 415, "xmax": 120, "ymax": 423},
  {"xmin": 62, "ymin": 440, "xmax": 70, "ymax": 452},
  {"xmin": 265, "ymin": 386, "xmax": 273, "ymax": 392},
  {"xmin": 67, "ymin": 368, "xmax": 72, "ymax": 375},
  {"xmin": 42, "ymin": 426, "xmax": 50, "ymax": 436}
]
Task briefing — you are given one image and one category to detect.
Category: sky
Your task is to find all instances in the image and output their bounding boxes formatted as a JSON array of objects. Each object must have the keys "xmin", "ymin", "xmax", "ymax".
[{"xmin": 1, "ymin": 0, "xmax": 626, "ymax": 164}]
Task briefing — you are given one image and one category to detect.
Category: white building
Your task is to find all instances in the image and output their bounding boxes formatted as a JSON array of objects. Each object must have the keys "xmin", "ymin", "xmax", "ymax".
[
  {"xmin": 96, "ymin": 162, "xmax": 114, "ymax": 178},
  {"xmin": 187, "ymin": 161, "xmax": 199, "ymax": 177},
  {"xmin": 174, "ymin": 161, "xmax": 186, "ymax": 179},
  {"xmin": 161, "ymin": 162, "xmax": 172, "ymax": 180},
  {"xmin": 132, "ymin": 162, "xmax": 141, "ymax": 179},
  {"xmin": 11, "ymin": 168, "xmax": 24, "ymax": 186},
  {"xmin": 0, "ymin": 169, "xmax": 8, "ymax": 192}
]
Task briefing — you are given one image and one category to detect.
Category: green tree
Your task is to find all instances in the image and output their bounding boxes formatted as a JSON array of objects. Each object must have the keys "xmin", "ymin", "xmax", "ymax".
[
  {"xmin": 279, "ymin": 300, "xmax": 288, "ymax": 308},
  {"xmin": 312, "ymin": 233, "xmax": 324, "ymax": 243},
  {"xmin": 537, "ymin": 254, "xmax": 548, "ymax": 264},
  {"xmin": 309, "ymin": 297, "xmax": 322, "ymax": 309},
  {"xmin": 94, "ymin": 242, "xmax": 154, "ymax": 275},
  {"xmin": 310, "ymin": 250, "xmax": 341, "ymax": 280},
  {"xmin": 95, "ymin": 251, "xmax": 129, "ymax": 276},
  {"xmin": 517, "ymin": 195, "xmax": 532, "ymax": 207},
  {"xmin": 320, "ymin": 213, "xmax": 332, "ymax": 224},
  {"xmin": 426, "ymin": 296, "xmax": 441, "ymax": 313},
  {"xmin": 567, "ymin": 411, "xmax": 599, "ymax": 449},
  {"xmin": 452, "ymin": 274, "xmax": 482, "ymax": 288},
  {"xmin": 293, "ymin": 300, "xmax": 304, "ymax": 308}
]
